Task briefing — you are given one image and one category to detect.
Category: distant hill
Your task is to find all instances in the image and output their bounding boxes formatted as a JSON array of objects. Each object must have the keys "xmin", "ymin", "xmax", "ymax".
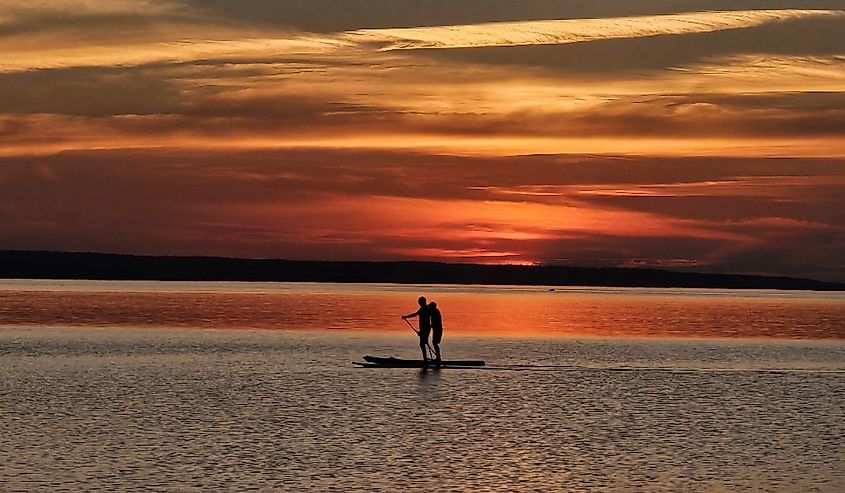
[{"xmin": 1, "ymin": 250, "xmax": 843, "ymax": 291}]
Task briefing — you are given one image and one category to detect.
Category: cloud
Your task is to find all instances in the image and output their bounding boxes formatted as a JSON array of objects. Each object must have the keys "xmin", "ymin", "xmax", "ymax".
[
  {"xmin": 1, "ymin": 148, "xmax": 843, "ymax": 280},
  {"xmin": 3, "ymin": 9, "xmax": 842, "ymax": 74},
  {"xmin": 2, "ymin": 52, "xmax": 844, "ymax": 159},
  {"xmin": 175, "ymin": 1, "xmax": 845, "ymax": 31},
  {"xmin": 415, "ymin": 12, "xmax": 845, "ymax": 75},
  {"xmin": 0, "ymin": 36, "xmax": 351, "ymax": 73},
  {"xmin": 2, "ymin": 2, "xmax": 843, "ymax": 157},
  {"xmin": 348, "ymin": 10, "xmax": 844, "ymax": 50},
  {"xmin": 0, "ymin": 67, "xmax": 182, "ymax": 116},
  {"xmin": 0, "ymin": 0, "xmax": 185, "ymax": 24},
  {"xmin": 1, "ymin": 2, "xmax": 843, "ymax": 280}
]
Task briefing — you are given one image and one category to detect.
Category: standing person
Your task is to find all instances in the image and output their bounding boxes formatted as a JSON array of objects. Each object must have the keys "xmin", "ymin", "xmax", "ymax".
[
  {"xmin": 429, "ymin": 301, "xmax": 443, "ymax": 363},
  {"xmin": 401, "ymin": 296, "xmax": 431, "ymax": 361}
]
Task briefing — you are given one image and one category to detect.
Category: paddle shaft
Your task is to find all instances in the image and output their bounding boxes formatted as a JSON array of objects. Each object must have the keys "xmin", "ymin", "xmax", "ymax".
[{"xmin": 403, "ymin": 317, "xmax": 436, "ymax": 359}]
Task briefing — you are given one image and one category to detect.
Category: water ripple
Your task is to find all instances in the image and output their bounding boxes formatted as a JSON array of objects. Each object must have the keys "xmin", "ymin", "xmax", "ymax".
[{"xmin": 1, "ymin": 328, "xmax": 843, "ymax": 491}]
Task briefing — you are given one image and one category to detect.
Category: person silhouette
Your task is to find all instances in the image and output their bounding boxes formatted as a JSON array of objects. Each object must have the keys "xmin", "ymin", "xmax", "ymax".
[
  {"xmin": 429, "ymin": 301, "xmax": 443, "ymax": 363},
  {"xmin": 401, "ymin": 296, "xmax": 431, "ymax": 361}
]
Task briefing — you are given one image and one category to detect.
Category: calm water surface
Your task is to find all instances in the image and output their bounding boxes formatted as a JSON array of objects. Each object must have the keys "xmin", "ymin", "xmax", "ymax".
[
  {"xmin": 1, "ymin": 281, "xmax": 843, "ymax": 491},
  {"xmin": 1, "ymin": 279, "xmax": 843, "ymax": 338}
]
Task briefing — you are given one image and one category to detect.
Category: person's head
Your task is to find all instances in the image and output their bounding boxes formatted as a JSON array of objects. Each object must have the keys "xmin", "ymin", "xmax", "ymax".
[
  {"xmin": 428, "ymin": 301, "xmax": 437, "ymax": 309},
  {"xmin": 418, "ymin": 296, "xmax": 426, "ymax": 306}
]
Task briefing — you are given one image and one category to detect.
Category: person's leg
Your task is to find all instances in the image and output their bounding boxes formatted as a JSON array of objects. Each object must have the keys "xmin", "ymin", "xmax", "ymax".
[
  {"xmin": 432, "ymin": 330, "xmax": 442, "ymax": 361},
  {"xmin": 419, "ymin": 337, "xmax": 428, "ymax": 361}
]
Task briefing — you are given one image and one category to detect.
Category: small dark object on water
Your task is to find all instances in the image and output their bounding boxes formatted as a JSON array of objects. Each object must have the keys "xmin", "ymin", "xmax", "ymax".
[{"xmin": 356, "ymin": 355, "xmax": 485, "ymax": 368}]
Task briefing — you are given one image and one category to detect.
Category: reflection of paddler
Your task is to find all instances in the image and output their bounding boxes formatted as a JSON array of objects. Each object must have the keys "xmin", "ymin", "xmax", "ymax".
[
  {"xmin": 429, "ymin": 301, "xmax": 443, "ymax": 363},
  {"xmin": 401, "ymin": 296, "xmax": 431, "ymax": 361}
]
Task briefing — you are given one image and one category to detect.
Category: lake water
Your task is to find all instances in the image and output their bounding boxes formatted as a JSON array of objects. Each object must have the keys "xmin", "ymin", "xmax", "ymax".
[{"xmin": 1, "ymin": 280, "xmax": 843, "ymax": 491}]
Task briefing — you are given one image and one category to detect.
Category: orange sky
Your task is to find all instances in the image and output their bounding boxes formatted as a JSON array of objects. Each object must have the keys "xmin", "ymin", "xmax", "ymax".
[{"xmin": 1, "ymin": 1, "xmax": 844, "ymax": 281}]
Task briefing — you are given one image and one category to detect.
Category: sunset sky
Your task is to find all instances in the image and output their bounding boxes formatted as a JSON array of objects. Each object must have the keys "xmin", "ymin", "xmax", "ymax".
[{"xmin": 1, "ymin": 1, "xmax": 844, "ymax": 281}]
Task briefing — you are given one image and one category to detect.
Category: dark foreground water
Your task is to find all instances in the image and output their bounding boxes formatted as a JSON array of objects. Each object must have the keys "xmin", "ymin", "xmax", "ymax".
[{"xmin": 0, "ymin": 281, "xmax": 843, "ymax": 491}]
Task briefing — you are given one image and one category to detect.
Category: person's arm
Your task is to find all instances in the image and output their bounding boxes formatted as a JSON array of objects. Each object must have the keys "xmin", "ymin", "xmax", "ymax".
[{"xmin": 401, "ymin": 308, "xmax": 422, "ymax": 319}]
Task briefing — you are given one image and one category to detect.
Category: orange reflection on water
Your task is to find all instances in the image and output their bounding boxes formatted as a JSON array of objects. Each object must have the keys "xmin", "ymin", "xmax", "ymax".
[
  {"xmin": 0, "ymin": 281, "xmax": 842, "ymax": 340},
  {"xmin": 431, "ymin": 290, "xmax": 845, "ymax": 340}
]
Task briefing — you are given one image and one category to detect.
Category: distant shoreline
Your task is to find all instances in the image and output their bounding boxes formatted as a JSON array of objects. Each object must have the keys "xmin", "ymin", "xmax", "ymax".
[{"xmin": 1, "ymin": 250, "xmax": 843, "ymax": 292}]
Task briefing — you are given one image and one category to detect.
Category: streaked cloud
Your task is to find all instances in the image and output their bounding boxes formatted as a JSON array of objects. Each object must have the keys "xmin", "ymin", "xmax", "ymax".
[
  {"xmin": 349, "ymin": 9, "xmax": 844, "ymax": 50},
  {"xmin": 4, "ymin": 9, "xmax": 843, "ymax": 73},
  {"xmin": 0, "ymin": 36, "xmax": 352, "ymax": 73}
]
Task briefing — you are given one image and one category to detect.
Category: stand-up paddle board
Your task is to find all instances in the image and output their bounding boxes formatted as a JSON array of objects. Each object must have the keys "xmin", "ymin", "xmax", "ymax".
[{"xmin": 355, "ymin": 355, "xmax": 485, "ymax": 368}]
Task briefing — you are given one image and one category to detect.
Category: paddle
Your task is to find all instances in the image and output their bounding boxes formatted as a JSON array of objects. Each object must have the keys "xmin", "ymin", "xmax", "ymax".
[{"xmin": 403, "ymin": 317, "xmax": 436, "ymax": 360}]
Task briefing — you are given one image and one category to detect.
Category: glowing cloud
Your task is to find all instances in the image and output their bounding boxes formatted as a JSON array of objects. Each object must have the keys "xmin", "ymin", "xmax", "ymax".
[
  {"xmin": 348, "ymin": 10, "xmax": 845, "ymax": 50},
  {"xmin": 3, "ymin": 9, "xmax": 843, "ymax": 73},
  {"xmin": 0, "ymin": 37, "xmax": 353, "ymax": 73}
]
